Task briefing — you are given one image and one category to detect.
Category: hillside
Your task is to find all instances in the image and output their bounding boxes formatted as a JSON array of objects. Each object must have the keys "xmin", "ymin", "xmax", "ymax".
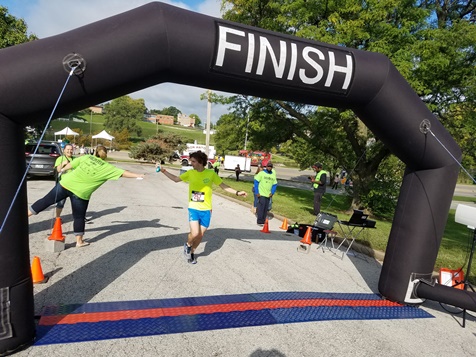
[{"xmin": 46, "ymin": 113, "xmax": 214, "ymax": 145}]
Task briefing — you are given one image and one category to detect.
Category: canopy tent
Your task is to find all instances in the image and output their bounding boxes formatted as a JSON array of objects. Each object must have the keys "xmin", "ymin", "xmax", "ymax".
[
  {"xmin": 54, "ymin": 126, "xmax": 79, "ymax": 142},
  {"xmin": 92, "ymin": 130, "xmax": 114, "ymax": 148}
]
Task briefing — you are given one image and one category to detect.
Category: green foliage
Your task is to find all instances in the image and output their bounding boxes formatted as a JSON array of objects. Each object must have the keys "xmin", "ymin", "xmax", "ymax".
[
  {"xmin": 104, "ymin": 96, "xmax": 146, "ymax": 136},
  {"xmin": 0, "ymin": 6, "xmax": 37, "ymax": 48},
  {"xmin": 359, "ymin": 155, "xmax": 404, "ymax": 219},
  {"xmin": 155, "ymin": 106, "xmax": 182, "ymax": 119},
  {"xmin": 129, "ymin": 131, "xmax": 185, "ymax": 163},
  {"xmin": 220, "ymin": 0, "xmax": 476, "ymax": 215},
  {"xmin": 189, "ymin": 113, "xmax": 202, "ymax": 127},
  {"xmin": 110, "ymin": 128, "xmax": 132, "ymax": 150},
  {"xmin": 215, "ymin": 113, "xmax": 246, "ymax": 153}
]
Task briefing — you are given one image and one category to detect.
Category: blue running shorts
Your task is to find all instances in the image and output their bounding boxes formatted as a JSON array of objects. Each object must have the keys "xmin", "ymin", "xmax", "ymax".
[{"xmin": 188, "ymin": 208, "xmax": 212, "ymax": 228}]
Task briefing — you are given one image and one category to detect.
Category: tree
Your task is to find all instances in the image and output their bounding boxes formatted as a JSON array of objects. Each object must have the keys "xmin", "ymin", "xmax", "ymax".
[
  {"xmin": 129, "ymin": 130, "xmax": 185, "ymax": 163},
  {"xmin": 103, "ymin": 96, "xmax": 145, "ymax": 136},
  {"xmin": 111, "ymin": 128, "xmax": 132, "ymax": 151},
  {"xmin": 0, "ymin": 6, "xmax": 37, "ymax": 48},
  {"xmin": 189, "ymin": 113, "xmax": 202, "ymax": 127},
  {"xmin": 158, "ymin": 106, "xmax": 182, "ymax": 119},
  {"xmin": 215, "ymin": 113, "xmax": 245, "ymax": 152},
  {"xmin": 2, "ymin": 6, "xmax": 39, "ymax": 138},
  {"xmin": 220, "ymin": 0, "xmax": 476, "ymax": 215}
]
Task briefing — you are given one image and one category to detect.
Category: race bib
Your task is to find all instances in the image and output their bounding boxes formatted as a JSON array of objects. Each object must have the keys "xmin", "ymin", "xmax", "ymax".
[{"xmin": 191, "ymin": 190, "xmax": 205, "ymax": 202}]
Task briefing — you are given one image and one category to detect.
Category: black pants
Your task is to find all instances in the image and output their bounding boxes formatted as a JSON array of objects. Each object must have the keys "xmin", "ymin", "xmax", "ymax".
[
  {"xmin": 256, "ymin": 196, "xmax": 270, "ymax": 224},
  {"xmin": 313, "ymin": 191, "xmax": 324, "ymax": 215},
  {"xmin": 30, "ymin": 183, "xmax": 89, "ymax": 236}
]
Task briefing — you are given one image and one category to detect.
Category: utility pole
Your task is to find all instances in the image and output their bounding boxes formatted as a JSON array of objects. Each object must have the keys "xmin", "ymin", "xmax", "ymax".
[
  {"xmin": 205, "ymin": 90, "xmax": 212, "ymax": 159},
  {"xmin": 244, "ymin": 112, "xmax": 250, "ymax": 150}
]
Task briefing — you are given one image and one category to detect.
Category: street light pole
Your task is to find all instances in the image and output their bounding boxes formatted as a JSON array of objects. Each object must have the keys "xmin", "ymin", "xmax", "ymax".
[
  {"xmin": 244, "ymin": 112, "xmax": 250, "ymax": 150},
  {"xmin": 205, "ymin": 90, "xmax": 211, "ymax": 159}
]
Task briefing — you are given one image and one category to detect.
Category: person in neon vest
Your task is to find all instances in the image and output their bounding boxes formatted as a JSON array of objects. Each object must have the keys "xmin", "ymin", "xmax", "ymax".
[
  {"xmin": 310, "ymin": 162, "xmax": 327, "ymax": 215},
  {"xmin": 254, "ymin": 162, "xmax": 278, "ymax": 225}
]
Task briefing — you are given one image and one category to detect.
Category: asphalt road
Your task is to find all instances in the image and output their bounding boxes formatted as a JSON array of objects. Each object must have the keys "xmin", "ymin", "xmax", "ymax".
[{"xmin": 16, "ymin": 162, "xmax": 476, "ymax": 356}]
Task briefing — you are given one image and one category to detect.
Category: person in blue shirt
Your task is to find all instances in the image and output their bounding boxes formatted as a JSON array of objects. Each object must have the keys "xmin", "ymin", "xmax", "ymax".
[{"xmin": 254, "ymin": 162, "xmax": 278, "ymax": 225}]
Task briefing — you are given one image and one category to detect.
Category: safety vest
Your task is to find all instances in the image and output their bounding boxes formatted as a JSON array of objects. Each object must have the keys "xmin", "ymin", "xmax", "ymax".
[{"xmin": 313, "ymin": 170, "xmax": 327, "ymax": 189}]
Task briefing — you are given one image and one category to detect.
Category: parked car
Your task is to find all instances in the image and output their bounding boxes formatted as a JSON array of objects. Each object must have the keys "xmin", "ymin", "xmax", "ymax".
[{"xmin": 25, "ymin": 141, "xmax": 63, "ymax": 179}]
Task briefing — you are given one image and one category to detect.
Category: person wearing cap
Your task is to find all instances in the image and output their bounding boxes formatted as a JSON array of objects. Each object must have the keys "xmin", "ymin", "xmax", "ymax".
[
  {"xmin": 310, "ymin": 162, "xmax": 328, "ymax": 215},
  {"xmin": 254, "ymin": 161, "xmax": 278, "ymax": 226}
]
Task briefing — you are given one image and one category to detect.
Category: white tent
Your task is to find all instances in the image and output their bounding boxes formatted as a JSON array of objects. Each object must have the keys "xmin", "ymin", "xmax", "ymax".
[
  {"xmin": 54, "ymin": 126, "xmax": 79, "ymax": 142},
  {"xmin": 92, "ymin": 130, "xmax": 114, "ymax": 148}
]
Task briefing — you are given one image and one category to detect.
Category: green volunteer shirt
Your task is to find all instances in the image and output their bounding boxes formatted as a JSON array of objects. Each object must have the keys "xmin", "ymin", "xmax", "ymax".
[
  {"xmin": 254, "ymin": 170, "xmax": 278, "ymax": 197},
  {"xmin": 60, "ymin": 155, "xmax": 125, "ymax": 200},
  {"xmin": 54, "ymin": 155, "xmax": 74, "ymax": 179},
  {"xmin": 180, "ymin": 169, "xmax": 222, "ymax": 211}
]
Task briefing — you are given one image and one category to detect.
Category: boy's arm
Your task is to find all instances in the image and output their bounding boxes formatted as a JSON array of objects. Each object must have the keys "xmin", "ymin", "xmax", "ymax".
[{"xmin": 156, "ymin": 164, "xmax": 182, "ymax": 183}]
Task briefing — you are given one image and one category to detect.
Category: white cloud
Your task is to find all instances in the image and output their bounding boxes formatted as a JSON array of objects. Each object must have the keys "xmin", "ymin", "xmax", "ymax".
[{"xmin": 21, "ymin": 0, "xmax": 230, "ymax": 122}]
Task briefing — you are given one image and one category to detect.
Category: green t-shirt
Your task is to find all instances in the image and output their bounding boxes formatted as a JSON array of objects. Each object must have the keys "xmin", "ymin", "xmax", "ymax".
[
  {"xmin": 60, "ymin": 155, "xmax": 125, "ymax": 200},
  {"xmin": 254, "ymin": 170, "xmax": 278, "ymax": 197},
  {"xmin": 54, "ymin": 155, "xmax": 74, "ymax": 179},
  {"xmin": 180, "ymin": 169, "xmax": 223, "ymax": 210}
]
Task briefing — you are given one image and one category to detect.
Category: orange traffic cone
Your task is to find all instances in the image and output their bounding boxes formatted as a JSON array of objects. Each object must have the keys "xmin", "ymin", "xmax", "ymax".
[
  {"xmin": 300, "ymin": 226, "xmax": 313, "ymax": 245},
  {"xmin": 31, "ymin": 256, "xmax": 47, "ymax": 284},
  {"xmin": 260, "ymin": 219, "xmax": 270, "ymax": 233},
  {"xmin": 280, "ymin": 218, "xmax": 289, "ymax": 230},
  {"xmin": 48, "ymin": 217, "xmax": 65, "ymax": 241}
]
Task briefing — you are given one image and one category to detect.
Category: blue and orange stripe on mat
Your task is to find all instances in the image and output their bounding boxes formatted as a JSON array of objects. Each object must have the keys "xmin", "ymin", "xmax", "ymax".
[{"xmin": 35, "ymin": 292, "xmax": 433, "ymax": 345}]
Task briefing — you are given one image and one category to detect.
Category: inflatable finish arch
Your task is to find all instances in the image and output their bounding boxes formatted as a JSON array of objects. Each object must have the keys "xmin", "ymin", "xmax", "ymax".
[{"xmin": 0, "ymin": 2, "xmax": 473, "ymax": 353}]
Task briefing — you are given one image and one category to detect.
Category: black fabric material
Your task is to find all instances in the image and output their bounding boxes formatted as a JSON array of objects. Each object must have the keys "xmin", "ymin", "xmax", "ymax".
[{"xmin": 0, "ymin": 2, "xmax": 465, "ymax": 352}]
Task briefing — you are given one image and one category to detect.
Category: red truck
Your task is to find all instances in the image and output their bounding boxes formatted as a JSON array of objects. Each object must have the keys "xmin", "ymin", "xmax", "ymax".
[{"xmin": 239, "ymin": 150, "xmax": 272, "ymax": 167}]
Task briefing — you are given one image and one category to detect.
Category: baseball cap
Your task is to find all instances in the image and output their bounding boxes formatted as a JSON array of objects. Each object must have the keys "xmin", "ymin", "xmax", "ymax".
[
  {"xmin": 313, "ymin": 162, "xmax": 323, "ymax": 168},
  {"xmin": 266, "ymin": 162, "xmax": 273, "ymax": 167}
]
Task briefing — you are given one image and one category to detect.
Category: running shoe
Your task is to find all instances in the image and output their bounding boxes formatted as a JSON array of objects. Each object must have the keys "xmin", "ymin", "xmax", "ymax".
[
  {"xmin": 183, "ymin": 243, "xmax": 192, "ymax": 260},
  {"xmin": 188, "ymin": 252, "xmax": 197, "ymax": 264}
]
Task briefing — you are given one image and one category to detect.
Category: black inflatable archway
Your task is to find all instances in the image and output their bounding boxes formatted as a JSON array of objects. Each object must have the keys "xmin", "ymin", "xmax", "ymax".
[{"xmin": 0, "ymin": 2, "xmax": 472, "ymax": 353}]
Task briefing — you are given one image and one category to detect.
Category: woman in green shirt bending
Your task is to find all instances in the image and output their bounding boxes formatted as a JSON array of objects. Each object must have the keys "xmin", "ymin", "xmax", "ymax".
[{"xmin": 28, "ymin": 146, "xmax": 145, "ymax": 247}]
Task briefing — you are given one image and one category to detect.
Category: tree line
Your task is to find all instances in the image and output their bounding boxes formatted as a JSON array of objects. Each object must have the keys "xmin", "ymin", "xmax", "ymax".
[
  {"xmin": 3, "ymin": 1, "xmax": 476, "ymax": 218},
  {"xmin": 211, "ymin": 0, "xmax": 476, "ymax": 218}
]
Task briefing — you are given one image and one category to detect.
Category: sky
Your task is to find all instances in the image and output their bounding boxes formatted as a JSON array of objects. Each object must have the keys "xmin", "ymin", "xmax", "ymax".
[{"xmin": 1, "ymin": 0, "xmax": 232, "ymax": 123}]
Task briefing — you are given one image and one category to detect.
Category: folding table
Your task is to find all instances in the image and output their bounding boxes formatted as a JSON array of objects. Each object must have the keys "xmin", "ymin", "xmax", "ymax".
[{"xmin": 335, "ymin": 220, "xmax": 375, "ymax": 259}]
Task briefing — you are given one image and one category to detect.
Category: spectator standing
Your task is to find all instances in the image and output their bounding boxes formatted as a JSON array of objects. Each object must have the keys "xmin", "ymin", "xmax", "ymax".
[
  {"xmin": 158, "ymin": 151, "xmax": 247, "ymax": 264},
  {"xmin": 254, "ymin": 162, "xmax": 277, "ymax": 225},
  {"xmin": 54, "ymin": 144, "xmax": 75, "ymax": 218},
  {"xmin": 309, "ymin": 162, "xmax": 327, "ymax": 215},
  {"xmin": 213, "ymin": 160, "xmax": 220, "ymax": 175},
  {"xmin": 235, "ymin": 164, "xmax": 242, "ymax": 181},
  {"xmin": 332, "ymin": 173, "xmax": 340, "ymax": 190}
]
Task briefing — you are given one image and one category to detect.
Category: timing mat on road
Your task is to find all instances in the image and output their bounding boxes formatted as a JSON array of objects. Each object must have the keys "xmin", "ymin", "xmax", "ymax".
[{"xmin": 35, "ymin": 291, "xmax": 433, "ymax": 345}]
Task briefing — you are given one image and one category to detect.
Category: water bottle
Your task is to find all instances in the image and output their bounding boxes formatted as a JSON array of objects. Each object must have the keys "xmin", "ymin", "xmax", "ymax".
[{"xmin": 156, "ymin": 166, "xmax": 161, "ymax": 173}]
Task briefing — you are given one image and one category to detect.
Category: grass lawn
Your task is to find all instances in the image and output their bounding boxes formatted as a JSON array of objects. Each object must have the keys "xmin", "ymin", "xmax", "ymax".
[
  {"xmin": 47, "ymin": 115, "xmax": 214, "ymax": 145},
  {"xmin": 218, "ymin": 177, "xmax": 476, "ymax": 284}
]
